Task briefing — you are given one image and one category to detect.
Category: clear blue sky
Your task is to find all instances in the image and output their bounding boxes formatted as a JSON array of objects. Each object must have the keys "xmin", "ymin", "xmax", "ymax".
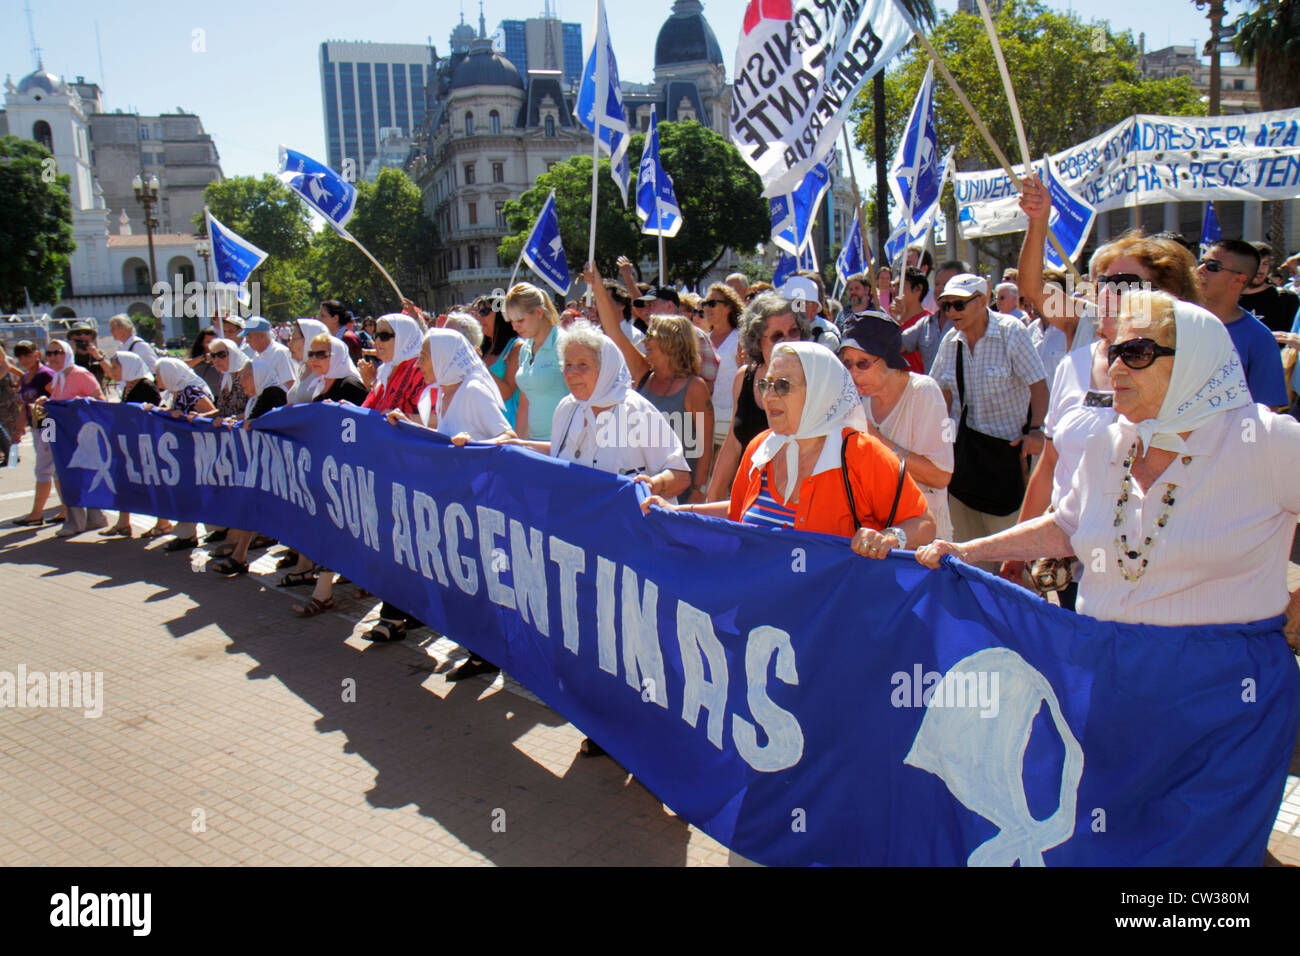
[{"xmin": 2, "ymin": 0, "xmax": 1249, "ymax": 180}]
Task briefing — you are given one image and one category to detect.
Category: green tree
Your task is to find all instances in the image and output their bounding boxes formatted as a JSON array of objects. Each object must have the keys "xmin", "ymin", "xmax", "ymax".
[
  {"xmin": 499, "ymin": 123, "xmax": 768, "ymax": 289},
  {"xmin": 1234, "ymin": 0, "xmax": 1300, "ymax": 111},
  {"xmin": 310, "ymin": 168, "xmax": 437, "ymax": 316},
  {"xmin": 499, "ymin": 155, "xmax": 640, "ymax": 284},
  {"xmin": 200, "ymin": 175, "xmax": 313, "ymax": 322},
  {"xmin": 0, "ymin": 136, "xmax": 76, "ymax": 312}
]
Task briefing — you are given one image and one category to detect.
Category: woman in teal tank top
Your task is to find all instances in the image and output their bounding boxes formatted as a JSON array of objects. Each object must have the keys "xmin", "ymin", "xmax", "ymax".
[{"xmin": 507, "ymin": 283, "xmax": 567, "ymax": 440}]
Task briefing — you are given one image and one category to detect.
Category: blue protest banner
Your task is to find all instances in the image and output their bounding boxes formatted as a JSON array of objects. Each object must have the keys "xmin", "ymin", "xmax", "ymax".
[
  {"xmin": 44, "ymin": 400, "xmax": 1300, "ymax": 866},
  {"xmin": 1040, "ymin": 154, "xmax": 1097, "ymax": 270}
]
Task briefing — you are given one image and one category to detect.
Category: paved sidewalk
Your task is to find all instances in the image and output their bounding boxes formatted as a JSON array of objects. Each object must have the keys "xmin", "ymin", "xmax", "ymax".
[{"xmin": 1, "ymin": 434, "xmax": 1296, "ymax": 866}]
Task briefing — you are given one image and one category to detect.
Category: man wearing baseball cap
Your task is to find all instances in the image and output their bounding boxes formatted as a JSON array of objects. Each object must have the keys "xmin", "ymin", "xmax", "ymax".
[
  {"xmin": 779, "ymin": 274, "xmax": 840, "ymax": 351},
  {"xmin": 242, "ymin": 316, "xmax": 297, "ymax": 390},
  {"xmin": 928, "ymin": 274, "xmax": 1048, "ymax": 564}
]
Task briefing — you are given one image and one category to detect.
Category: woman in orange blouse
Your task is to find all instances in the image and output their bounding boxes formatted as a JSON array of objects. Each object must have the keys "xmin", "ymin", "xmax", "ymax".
[{"xmin": 642, "ymin": 342, "xmax": 935, "ymax": 559}]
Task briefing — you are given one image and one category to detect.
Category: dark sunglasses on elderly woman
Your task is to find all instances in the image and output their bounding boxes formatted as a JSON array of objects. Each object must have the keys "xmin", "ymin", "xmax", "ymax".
[
  {"xmin": 210, "ymin": 350, "xmax": 229, "ymax": 359},
  {"xmin": 1107, "ymin": 337, "xmax": 1176, "ymax": 370},
  {"xmin": 756, "ymin": 376, "xmax": 799, "ymax": 397},
  {"xmin": 1096, "ymin": 272, "xmax": 1144, "ymax": 291},
  {"xmin": 307, "ymin": 349, "xmax": 331, "ymax": 360},
  {"xmin": 374, "ymin": 330, "xmax": 396, "ymax": 341}
]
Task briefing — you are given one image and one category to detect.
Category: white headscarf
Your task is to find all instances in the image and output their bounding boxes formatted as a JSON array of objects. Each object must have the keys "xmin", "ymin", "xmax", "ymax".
[
  {"xmin": 375, "ymin": 314, "xmax": 423, "ymax": 387},
  {"xmin": 1123, "ymin": 299, "xmax": 1252, "ymax": 456},
  {"xmin": 311, "ymin": 337, "xmax": 361, "ymax": 399},
  {"xmin": 417, "ymin": 328, "xmax": 502, "ymax": 425},
  {"xmin": 213, "ymin": 337, "xmax": 249, "ymax": 393},
  {"xmin": 114, "ymin": 349, "xmax": 152, "ymax": 385},
  {"xmin": 242, "ymin": 360, "xmax": 277, "ymax": 418},
  {"xmin": 552, "ymin": 334, "xmax": 632, "ymax": 462},
  {"xmin": 155, "ymin": 357, "xmax": 213, "ymax": 398},
  {"xmin": 749, "ymin": 341, "xmax": 870, "ymax": 501},
  {"xmin": 47, "ymin": 339, "xmax": 76, "ymax": 389},
  {"xmin": 289, "ymin": 319, "xmax": 331, "ymax": 402}
]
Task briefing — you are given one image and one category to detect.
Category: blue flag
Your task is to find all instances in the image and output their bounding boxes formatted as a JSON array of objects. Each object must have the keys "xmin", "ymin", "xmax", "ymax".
[
  {"xmin": 1040, "ymin": 154, "xmax": 1097, "ymax": 270},
  {"xmin": 836, "ymin": 208, "xmax": 866, "ymax": 286},
  {"xmin": 520, "ymin": 189, "xmax": 570, "ymax": 296},
  {"xmin": 575, "ymin": 0, "xmax": 630, "ymax": 205},
  {"xmin": 47, "ymin": 398, "xmax": 1300, "ymax": 867},
  {"xmin": 771, "ymin": 162, "xmax": 830, "ymax": 257},
  {"xmin": 636, "ymin": 107, "xmax": 682, "ymax": 238},
  {"xmin": 1201, "ymin": 201, "xmax": 1222, "ymax": 258},
  {"xmin": 204, "ymin": 208, "xmax": 268, "ymax": 287},
  {"xmin": 886, "ymin": 148, "xmax": 954, "ymax": 264},
  {"xmin": 277, "ymin": 145, "xmax": 357, "ymax": 237},
  {"xmin": 888, "ymin": 62, "xmax": 940, "ymax": 230}
]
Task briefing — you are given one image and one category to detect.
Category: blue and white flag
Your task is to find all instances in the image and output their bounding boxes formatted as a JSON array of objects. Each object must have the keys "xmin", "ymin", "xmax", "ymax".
[
  {"xmin": 1200, "ymin": 201, "xmax": 1222, "ymax": 258},
  {"xmin": 888, "ymin": 62, "xmax": 940, "ymax": 235},
  {"xmin": 771, "ymin": 161, "xmax": 831, "ymax": 257},
  {"xmin": 886, "ymin": 148, "xmax": 954, "ymax": 263},
  {"xmin": 204, "ymin": 208, "xmax": 268, "ymax": 287},
  {"xmin": 1040, "ymin": 154, "xmax": 1097, "ymax": 270},
  {"xmin": 773, "ymin": 244, "xmax": 818, "ymax": 289},
  {"xmin": 277, "ymin": 145, "xmax": 358, "ymax": 237},
  {"xmin": 836, "ymin": 208, "xmax": 866, "ymax": 286},
  {"xmin": 520, "ymin": 189, "xmax": 571, "ymax": 296},
  {"xmin": 636, "ymin": 107, "xmax": 682, "ymax": 238},
  {"xmin": 575, "ymin": 0, "xmax": 630, "ymax": 205}
]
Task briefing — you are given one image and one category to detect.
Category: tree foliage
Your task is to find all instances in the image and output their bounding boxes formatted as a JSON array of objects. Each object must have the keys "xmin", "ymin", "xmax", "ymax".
[
  {"xmin": 0, "ymin": 136, "xmax": 76, "ymax": 312},
  {"xmin": 309, "ymin": 168, "xmax": 437, "ymax": 316},
  {"xmin": 1234, "ymin": 0, "xmax": 1300, "ymax": 110},
  {"xmin": 850, "ymin": 1, "xmax": 1207, "ymax": 200},
  {"xmin": 499, "ymin": 122, "xmax": 769, "ymax": 289}
]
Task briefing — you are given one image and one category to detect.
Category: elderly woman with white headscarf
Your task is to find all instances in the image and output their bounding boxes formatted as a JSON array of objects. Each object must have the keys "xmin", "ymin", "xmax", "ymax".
[
  {"xmin": 287, "ymin": 318, "xmax": 331, "ymax": 404},
  {"xmin": 208, "ymin": 337, "xmax": 250, "ymax": 418},
  {"xmin": 146, "ymin": 358, "xmax": 218, "ymax": 549},
  {"xmin": 643, "ymin": 341, "xmax": 936, "ymax": 562},
  {"xmin": 307, "ymin": 334, "xmax": 367, "ymax": 405},
  {"xmin": 351, "ymin": 329, "xmax": 518, "ymax": 648},
  {"xmin": 918, "ymin": 292, "xmax": 1300, "ymax": 644},
  {"xmin": 95, "ymin": 351, "xmax": 161, "ymax": 538},
  {"xmin": 361, "ymin": 314, "xmax": 425, "ymax": 417}
]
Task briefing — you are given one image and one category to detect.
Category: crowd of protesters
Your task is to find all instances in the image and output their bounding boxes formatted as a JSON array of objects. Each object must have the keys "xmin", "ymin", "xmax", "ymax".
[{"xmin": 5, "ymin": 173, "xmax": 1300, "ymax": 694}]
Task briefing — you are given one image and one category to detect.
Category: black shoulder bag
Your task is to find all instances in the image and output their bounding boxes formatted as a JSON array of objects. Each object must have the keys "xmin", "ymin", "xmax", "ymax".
[
  {"xmin": 841, "ymin": 431, "xmax": 907, "ymax": 532},
  {"xmin": 948, "ymin": 344, "xmax": 1027, "ymax": 516}
]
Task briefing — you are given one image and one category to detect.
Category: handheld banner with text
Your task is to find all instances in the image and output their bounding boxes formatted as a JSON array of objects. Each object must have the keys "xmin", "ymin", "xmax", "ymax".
[{"xmin": 46, "ymin": 400, "xmax": 1300, "ymax": 867}]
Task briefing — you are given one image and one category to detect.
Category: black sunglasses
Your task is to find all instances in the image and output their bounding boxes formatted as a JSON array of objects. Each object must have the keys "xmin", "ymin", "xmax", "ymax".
[
  {"xmin": 1198, "ymin": 259, "xmax": 1246, "ymax": 276},
  {"xmin": 1096, "ymin": 272, "xmax": 1145, "ymax": 290},
  {"xmin": 210, "ymin": 350, "xmax": 229, "ymax": 359},
  {"xmin": 374, "ymin": 330, "xmax": 396, "ymax": 341},
  {"xmin": 703, "ymin": 299, "xmax": 727, "ymax": 307},
  {"xmin": 44, "ymin": 349, "xmax": 61, "ymax": 356},
  {"xmin": 756, "ymin": 376, "xmax": 799, "ymax": 397},
  {"xmin": 307, "ymin": 349, "xmax": 330, "ymax": 360},
  {"xmin": 1108, "ymin": 338, "xmax": 1176, "ymax": 370},
  {"xmin": 938, "ymin": 299, "xmax": 972, "ymax": 313}
]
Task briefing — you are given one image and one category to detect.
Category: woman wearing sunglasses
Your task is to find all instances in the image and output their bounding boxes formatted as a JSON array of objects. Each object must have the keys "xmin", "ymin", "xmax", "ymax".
[
  {"xmin": 36, "ymin": 340, "xmax": 108, "ymax": 536},
  {"xmin": 642, "ymin": 341, "xmax": 935, "ymax": 563},
  {"xmin": 699, "ymin": 283, "xmax": 745, "ymax": 458},
  {"xmin": 704, "ymin": 293, "xmax": 813, "ymax": 503},
  {"xmin": 208, "ymin": 338, "xmax": 250, "ymax": 419},
  {"xmin": 306, "ymin": 334, "xmax": 367, "ymax": 405},
  {"xmin": 1003, "ymin": 175, "xmax": 1202, "ymax": 606},
  {"xmin": 186, "ymin": 328, "xmax": 224, "ymax": 394}
]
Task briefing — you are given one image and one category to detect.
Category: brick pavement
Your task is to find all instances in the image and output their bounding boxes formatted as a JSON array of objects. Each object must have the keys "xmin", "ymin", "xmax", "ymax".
[{"xmin": 1, "ymin": 433, "xmax": 1297, "ymax": 866}]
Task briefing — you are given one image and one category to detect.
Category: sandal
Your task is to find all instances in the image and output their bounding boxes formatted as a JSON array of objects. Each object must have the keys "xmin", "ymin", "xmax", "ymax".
[
  {"xmin": 249, "ymin": 535, "xmax": 276, "ymax": 550},
  {"xmin": 274, "ymin": 550, "xmax": 300, "ymax": 570},
  {"xmin": 579, "ymin": 737, "xmax": 607, "ymax": 758},
  {"xmin": 98, "ymin": 525, "xmax": 133, "ymax": 538},
  {"xmin": 209, "ymin": 542, "xmax": 237, "ymax": 558},
  {"xmin": 163, "ymin": 537, "xmax": 198, "ymax": 552},
  {"xmin": 362, "ymin": 620, "xmax": 407, "ymax": 643},
  {"xmin": 210, "ymin": 557, "xmax": 249, "ymax": 577},
  {"xmin": 277, "ymin": 570, "xmax": 318, "ymax": 588},
  {"xmin": 141, "ymin": 526, "xmax": 173, "ymax": 540},
  {"xmin": 202, "ymin": 529, "xmax": 228, "ymax": 544},
  {"xmin": 292, "ymin": 597, "xmax": 335, "ymax": 618},
  {"xmin": 11, "ymin": 516, "xmax": 46, "ymax": 527},
  {"xmin": 447, "ymin": 654, "xmax": 500, "ymax": 681}
]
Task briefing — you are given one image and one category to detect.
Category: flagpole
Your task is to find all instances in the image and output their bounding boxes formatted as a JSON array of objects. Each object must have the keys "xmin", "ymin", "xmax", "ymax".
[
  {"xmin": 905, "ymin": 21, "xmax": 1081, "ymax": 281},
  {"xmin": 840, "ymin": 126, "xmax": 876, "ymax": 305}
]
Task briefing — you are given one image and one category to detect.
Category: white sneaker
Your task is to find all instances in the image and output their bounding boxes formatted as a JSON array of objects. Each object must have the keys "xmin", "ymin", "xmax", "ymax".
[{"xmin": 83, "ymin": 509, "xmax": 108, "ymax": 531}]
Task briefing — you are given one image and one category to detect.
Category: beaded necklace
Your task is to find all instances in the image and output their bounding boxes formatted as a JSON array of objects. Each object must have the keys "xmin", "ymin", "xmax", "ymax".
[{"xmin": 1113, "ymin": 441, "xmax": 1191, "ymax": 583}]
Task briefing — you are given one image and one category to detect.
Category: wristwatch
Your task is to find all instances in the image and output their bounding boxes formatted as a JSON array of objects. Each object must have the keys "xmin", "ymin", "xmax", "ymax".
[{"xmin": 884, "ymin": 526, "xmax": 907, "ymax": 550}]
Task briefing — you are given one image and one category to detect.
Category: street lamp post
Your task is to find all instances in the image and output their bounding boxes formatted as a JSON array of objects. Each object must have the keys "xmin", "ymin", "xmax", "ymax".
[
  {"xmin": 194, "ymin": 226, "xmax": 213, "ymax": 335},
  {"xmin": 132, "ymin": 173, "xmax": 162, "ymax": 345}
]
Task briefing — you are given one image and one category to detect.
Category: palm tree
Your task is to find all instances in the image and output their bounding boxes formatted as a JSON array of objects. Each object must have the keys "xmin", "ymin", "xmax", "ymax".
[
  {"xmin": 1234, "ymin": 0, "xmax": 1300, "ymax": 249},
  {"xmin": 873, "ymin": 1, "xmax": 938, "ymax": 255}
]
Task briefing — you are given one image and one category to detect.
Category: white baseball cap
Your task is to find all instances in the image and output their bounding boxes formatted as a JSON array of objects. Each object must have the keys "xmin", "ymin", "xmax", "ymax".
[
  {"xmin": 779, "ymin": 276, "xmax": 820, "ymax": 303},
  {"xmin": 939, "ymin": 274, "xmax": 988, "ymax": 300}
]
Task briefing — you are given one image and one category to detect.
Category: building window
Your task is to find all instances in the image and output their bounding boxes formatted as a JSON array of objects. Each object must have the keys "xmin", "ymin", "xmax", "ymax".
[
  {"xmin": 467, "ymin": 202, "xmax": 478, "ymax": 226},
  {"xmin": 455, "ymin": 247, "xmax": 462, "ymax": 271},
  {"xmin": 141, "ymin": 125, "xmax": 150, "ymax": 141},
  {"xmin": 489, "ymin": 110, "xmax": 500, "ymax": 134},
  {"xmin": 469, "ymin": 245, "xmax": 480, "ymax": 269},
  {"xmin": 546, "ymin": 160, "xmax": 557, "ymax": 172},
  {"xmin": 491, "ymin": 161, "xmax": 504, "ymax": 183},
  {"xmin": 640, "ymin": 113, "xmax": 651, "ymax": 132},
  {"xmin": 544, "ymin": 115, "xmax": 556, "ymax": 138},
  {"xmin": 464, "ymin": 163, "xmax": 476, "ymax": 185},
  {"xmin": 465, "ymin": 112, "xmax": 474, "ymax": 136},
  {"xmin": 133, "ymin": 266, "xmax": 150, "ymax": 293},
  {"xmin": 32, "ymin": 120, "xmax": 53, "ymax": 151},
  {"xmin": 495, "ymin": 201, "xmax": 506, "ymax": 227}
]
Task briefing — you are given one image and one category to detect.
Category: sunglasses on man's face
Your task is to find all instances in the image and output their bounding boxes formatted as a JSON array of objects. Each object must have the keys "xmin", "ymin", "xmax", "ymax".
[
  {"xmin": 478, "ymin": 307, "xmax": 493, "ymax": 317},
  {"xmin": 938, "ymin": 299, "xmax": 972, "ymax": 313},
  {"xmin": 374, "ymin": 330, "xmax": 396, "ymax": 342},
  {"xmin": 1197, "ymin": 258, "xmax": 1245, "ymax": 276},
  {"xmin": 1107, "ymin": 337, "xmax": 1176, "ymax": 370},
  {"xmin": 307, "ymin": 350, "xmax": 331, "ymax": 360},
  {"xmin": 756, "ymin": 376, "xmax": 800, "ymax": 397}
]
